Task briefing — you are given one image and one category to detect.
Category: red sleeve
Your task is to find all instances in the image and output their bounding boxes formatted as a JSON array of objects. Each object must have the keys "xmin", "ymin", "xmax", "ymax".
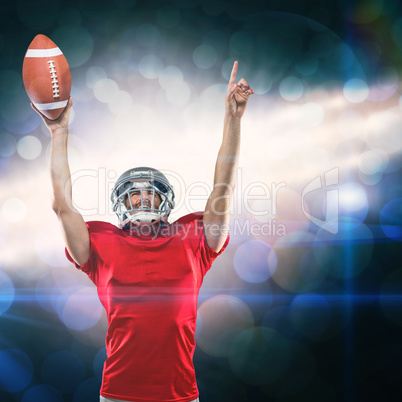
[
  {"xmin": 64, "ymin": 222, "xmax": 98, "ymax": 283},
  {"xmin": 194, "ymin": 215, "xmax": 230, "ymax": 276}
]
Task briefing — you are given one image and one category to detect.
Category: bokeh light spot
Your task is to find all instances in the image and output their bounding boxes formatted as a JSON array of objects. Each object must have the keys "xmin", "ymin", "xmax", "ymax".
[
  {"xmin": 249, "ymin": 69, "xmax": 272, "ymax": 95},
  {"xmin": 60, "ymin": 287, "xmax": 103, "ymax": 330},
  {"xmin": 159, "ymin": 66, "xmax": 183, "ymax": 90},
  {"xmin": 343, "ymin": 78, "xmax": 369, "ymax": 103},
  {"xmin": 35, "ymin": 222, "xmax": 69, "ymax": 267},
  {"xmin": 0, "ymin": 348, "xmax": 33, "ymax": 392},
  {"xmin": 17, "ymin": 135, "xmax": 42, "ymax": 160},
  {"xmin": 380, "ymin": 198, "xmax": 402, "ymax": 240},
  {"xmin": 358, "ymin": 149, "xmax": 388, "ymax": 175},
  {"xmin": 0, "ymin": 133, "xmax": 17, "ymax": 157},
  {"xmin": 234, "ymin": 240, "xmax": 277, "ymax": 283},
  {"xmin": 290, "ymin": 293, "xmax": 332, "ymax": 339},
  {"xmin": 22, "ymin": 384, "xmax": 63, "ymax": 402},
  {"xmin": 35, "ymin": 269, "xmax": 77, "ymax": 314},
  {"xmin": 139, "ymin": 54, "xmax": 164, "ymax": 79},
  {"xmin": 86, "ymin": 66, "xmax": 107, "ymax": 89},
  {"xmin": 94, "ymin": 78, "xmax": 119, "ymax": 103},
  {"xmin": 52, "ymin": 26, "xmax": 94, "ymax": 68},
  {"xmin": 2, "ymin": 94, "xmax": 41, "ymax": 135},
  {"xmin": 2, "ymin": 197, "xmax": 27, "ymax": 223},
  {"xmin": 339, "ymin": 182, "xmax": 369, "ymax": 223},
  {"xmin": 279, "ymin": 76, "xmax": 303, "ymax": 101},
  {"xmin": 193, "ymin": 44, "xmax": 218, "ymax": 69},
  {"xmin": 197, "ymin": 295, "xmax": 254, "ymax": 357},
  {"xmin": 108, "ymin": 90, "xmax": 134, "ymax": 115},
  {"xmin": 359, "ymin": 170, "xmax": 383, "ymax": 186}
]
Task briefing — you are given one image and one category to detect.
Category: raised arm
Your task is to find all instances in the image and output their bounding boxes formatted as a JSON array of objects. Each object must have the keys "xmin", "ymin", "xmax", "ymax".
[
  {"xmin": 203, "ymin": 61, "xmax": 254, "ymax": 252},
  {"xmin": 32, "ymin": 98, "xmax": 90, "ymax": 266}
]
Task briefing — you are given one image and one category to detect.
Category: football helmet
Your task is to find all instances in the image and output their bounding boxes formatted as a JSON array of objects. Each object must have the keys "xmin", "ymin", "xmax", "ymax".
[{"xmin": 111, "ymin": 167, "xmax": 175, "ymax": 228}]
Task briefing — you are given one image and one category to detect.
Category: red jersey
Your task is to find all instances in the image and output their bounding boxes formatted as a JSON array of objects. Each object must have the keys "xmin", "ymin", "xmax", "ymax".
[{"xmin": 65, "ymin": 212, "xmax": 229, "ymax": 402}]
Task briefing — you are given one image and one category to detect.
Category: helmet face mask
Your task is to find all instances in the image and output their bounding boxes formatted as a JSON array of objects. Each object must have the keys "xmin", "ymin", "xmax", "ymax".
[
  {"xmin": 125, "ymin": 187, "xmax": 161, "ymax": 211},
  {"xmin": 111, "ymin": 167, "xmax": 175, "ymax": 228}
]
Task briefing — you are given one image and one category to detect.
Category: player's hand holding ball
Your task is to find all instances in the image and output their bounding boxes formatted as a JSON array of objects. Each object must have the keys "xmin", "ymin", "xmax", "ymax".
[{"xmin": 31, "ymin": 96, "xmax": 73, "ymax": 136}]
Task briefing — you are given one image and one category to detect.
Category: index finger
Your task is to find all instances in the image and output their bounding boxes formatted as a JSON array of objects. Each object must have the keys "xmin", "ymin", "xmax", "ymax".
[{"xmin": 229, "ymin": 61, "xmax": 238, "ymax": 84}]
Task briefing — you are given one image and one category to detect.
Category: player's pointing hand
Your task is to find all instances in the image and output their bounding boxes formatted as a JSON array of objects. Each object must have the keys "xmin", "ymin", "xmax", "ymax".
[{"xmin": 225, "ymin": 61, "xmax": 255, "ymax": 119}]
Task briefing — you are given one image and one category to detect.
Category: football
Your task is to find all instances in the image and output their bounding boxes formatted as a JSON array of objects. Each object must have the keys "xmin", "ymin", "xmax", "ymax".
[{"xmin": 22, "ymin": 34, "xmax": 71, "ymax": 120}]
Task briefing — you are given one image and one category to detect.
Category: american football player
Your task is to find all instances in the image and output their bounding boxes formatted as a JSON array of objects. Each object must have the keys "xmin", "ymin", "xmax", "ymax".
[{"xmin": 32, "ymin": 61, "xmax": 254, "ymax": 402}]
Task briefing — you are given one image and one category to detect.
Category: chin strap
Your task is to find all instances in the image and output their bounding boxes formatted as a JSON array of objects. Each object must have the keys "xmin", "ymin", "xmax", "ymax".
[{"xmin": 118, "ymin": 212, "xmax": 167, "ymax": 229}]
